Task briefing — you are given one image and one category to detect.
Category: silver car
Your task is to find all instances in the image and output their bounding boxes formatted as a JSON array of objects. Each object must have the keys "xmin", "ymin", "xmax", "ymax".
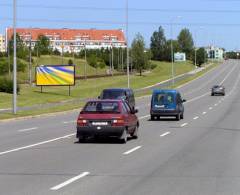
[{"xmin": 211, "ymin": 85, "xmax": 225, "ymax": 96}]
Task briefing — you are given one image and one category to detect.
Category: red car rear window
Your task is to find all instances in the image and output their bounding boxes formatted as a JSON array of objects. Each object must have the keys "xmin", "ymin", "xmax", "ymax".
[{"xmin": 83, "ymin": 102, "xmax": 120, "ymax": 113}]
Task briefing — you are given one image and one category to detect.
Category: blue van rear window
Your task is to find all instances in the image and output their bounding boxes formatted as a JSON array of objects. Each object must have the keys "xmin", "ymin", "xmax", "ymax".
[{"xmin": 153, "ymin": 92, "xmax": 175, "ymax": 106}]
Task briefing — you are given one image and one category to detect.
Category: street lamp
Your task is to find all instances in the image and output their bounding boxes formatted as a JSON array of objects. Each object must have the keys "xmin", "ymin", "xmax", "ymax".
[
  {"xmin": 126, "ymin": 0, "xmax": 130, "ymax": 88},
  {"xmin": 194, "ymin": 27, "xmax": 204, "ymax": 69},
  {"xmin": 61, "ymin": 43, "xmax": 64, "ymax": 65},
  {"xmin": 13, "ymin": 0, "xmax": 17, "ymax": 114},
  {"xmin": 84, "ymin": 39, "xmax": 87, "ymax": 80},
  {"xmin": 170, "ymin": 16, "xmax": 182, "ymax": 87}
]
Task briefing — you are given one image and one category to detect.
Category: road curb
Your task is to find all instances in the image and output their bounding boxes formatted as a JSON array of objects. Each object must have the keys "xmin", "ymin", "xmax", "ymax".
[{"xmin": 0, "ymin": 109, "xmax": 80, "ymax": 123}]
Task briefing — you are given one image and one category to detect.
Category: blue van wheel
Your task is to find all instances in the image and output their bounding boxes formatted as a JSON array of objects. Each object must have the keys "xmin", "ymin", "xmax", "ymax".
[{"xmin": 176, "ymin": 113, "xmax": 181, "ymax": 121}]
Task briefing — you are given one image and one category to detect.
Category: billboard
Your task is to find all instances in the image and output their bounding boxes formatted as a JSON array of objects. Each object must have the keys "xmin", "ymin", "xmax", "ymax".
[
  {"xmin": 174, "ymin": 52, "xmax": 186, "ymax": 62},
  {"xmin": 36, "ymin": 65, "xmax": 75, "ymax": 86}
]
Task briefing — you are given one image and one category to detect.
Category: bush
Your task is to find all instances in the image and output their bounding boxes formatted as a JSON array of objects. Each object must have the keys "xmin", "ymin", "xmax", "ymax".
[
  {"xmin": 68, "ymin": 59, "xmax": 74, "ymax": 65},
  {"xmin": 0, "ymin": 59, "xmax": 9, "ymax": 75},
  {"xmin": 0, "ymin": 77, "xmax": 20, "ymax": 94},
  {"xmin": 150, "ymin": 63, "xmax": 157, "ymax": 70}
]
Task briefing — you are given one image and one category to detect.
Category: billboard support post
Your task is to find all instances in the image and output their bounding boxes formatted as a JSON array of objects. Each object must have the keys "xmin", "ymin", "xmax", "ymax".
[
  {"xmin": 69, "ymin": 85, "xmax": 71, "ymax": 96},
  {"xmin": 41, "ymin": 86, "xmax": 43, "ymax": 93}
]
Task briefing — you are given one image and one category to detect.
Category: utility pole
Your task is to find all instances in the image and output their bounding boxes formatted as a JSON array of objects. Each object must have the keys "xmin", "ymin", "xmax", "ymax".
[
  {"xmin": 13, "ymin": 0, "xmax": 17, "ymax": 114},
  {"xmin": 29, "ymin": 33, "xmax": 32, "ymax": 86},
  {"xmin": 170, "ymin": 23, "xmax": 174, "ymax": 87},
  {"xmin": 111, "ymin": 42, "xmax": 114, "ymax": 75},
  {"xmin": 170, "ymin": 16, "xmax": 182, "ymax": 87},
  {"xmin": 194, "ymin": 27, "xmax": 204, "ymax": 69},
  {"xmin": 84, "ymin": 39, "xmax": 87, "ymax": 79},
  {"xmin": 8, "ymin": 41, "xmax": 11, "ymax": 77},
  {"xmin": 61, "ymin": 43, "xmax": 64, "ymax": 65},
  {"xmin": 122, "ymin": 47, "xmax": 124, "ymax": 71},
  {"xmin": 126, "ymin": 0, "xmax": 130, "ymax": 88}
]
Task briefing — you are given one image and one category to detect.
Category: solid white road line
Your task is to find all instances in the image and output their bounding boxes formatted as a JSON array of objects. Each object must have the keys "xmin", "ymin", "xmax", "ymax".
[
  {"xmin": 219, "ymin": 64, "xmax": 237, "ymax": 85},
  {"xmin": 0, "ymin": 133, "xmax": 75, "ymax": 156},
  {"xmin": 63, "ymin": 120, "xmax": 75, "ymax": 124},
  {"xmin": 50, "ymin": 172, "xmax": 90, "ymax": 191},
  {"xmin": 184, "ymin": 64, "xmax": 228, "ymax": 95},
  {"xmin": 123, "ymin": 146, "xmax": 142, "ymax": 155},
  {"xmin": 202, "ymin": 112, "xmax": 207, "ymax": 115},
  {"xmin": 160, "ymin": 132, "xmax": 170, "ymax": 137},
  {"xmin": 209, "ymin": 107, "xmax": 213, "ymax": 110},
  {"xmin": 193, "ymin": 116, "xmax": 199, "ymax": 120},
  {"xmin": 214, "ymin": 104, "xmax": 218, "ymax": 106},
  {"xmin": 181, "ymin": 123, "xmax": 188, "ymax": 127},
  {"xmin": 18, "ymin": 127, "xmax": 38, "ymax": 132}
]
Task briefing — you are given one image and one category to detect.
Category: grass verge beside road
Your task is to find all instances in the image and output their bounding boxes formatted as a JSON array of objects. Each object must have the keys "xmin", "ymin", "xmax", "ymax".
[{"xmin": 0, "ymin": 61, "xmax": 219, "ymax": 120}]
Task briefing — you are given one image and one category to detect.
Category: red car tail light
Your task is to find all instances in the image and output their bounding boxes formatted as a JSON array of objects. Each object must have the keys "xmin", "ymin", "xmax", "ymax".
[
  {"xmin": 77, "ymin": 119, "xmax": 87, "ymax": 126},
  {"xmin": 112, "ymin": 118, "xmax": 125, "ymax": 126}
]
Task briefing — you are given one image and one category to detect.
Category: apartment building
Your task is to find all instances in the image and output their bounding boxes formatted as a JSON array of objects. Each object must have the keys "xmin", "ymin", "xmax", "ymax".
[
  {"xmin": 6, "ymin": 28, "xmax": 126, "ymax": 53},
  {"xmin": 205, "ymin": 46, "xmax": 224, "ymax": 60},
  {"xmin": 0, "ymin": 34, "xmax": 6, "ymax": 52}
]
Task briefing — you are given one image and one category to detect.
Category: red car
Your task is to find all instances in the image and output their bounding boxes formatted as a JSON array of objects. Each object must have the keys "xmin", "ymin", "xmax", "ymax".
[{"xmin": 76, "ymin": 99, "xmax": 139, "ymax": 143}]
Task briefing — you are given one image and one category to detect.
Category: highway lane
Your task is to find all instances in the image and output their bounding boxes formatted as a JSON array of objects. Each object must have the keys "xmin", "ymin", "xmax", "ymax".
[{"xmin": 0, "ymin": 60, "xmax": 239, "ymax": 194}]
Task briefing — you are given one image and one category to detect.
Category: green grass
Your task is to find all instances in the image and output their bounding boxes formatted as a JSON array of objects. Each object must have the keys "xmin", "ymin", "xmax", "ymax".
[
  {"xmin": 0, "ymin": 60, "xmax": 219, "ymax": 120},
  {"xmin": 32, "ymin": 55, "xmax": 110, "ymax": 76},
  {"xmin": 0, "ymin": 60, "xmax": 195, "ymax": 108},
  {"xmin": 2, "ymin": 55, "xmax": 112, "ymax": 83}
]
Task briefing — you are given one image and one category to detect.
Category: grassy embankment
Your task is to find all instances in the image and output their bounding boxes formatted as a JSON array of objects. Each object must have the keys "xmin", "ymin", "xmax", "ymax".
[{"xmin": 0, "ymin": 56, "xmax": 219, "ymax": 119}]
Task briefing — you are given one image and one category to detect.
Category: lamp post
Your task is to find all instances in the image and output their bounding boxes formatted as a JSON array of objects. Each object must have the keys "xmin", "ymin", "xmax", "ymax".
[
  {"xmin": 13, "ymin": 0, "xmax": 17, "ymax": 114},
  {"xmin": 126, "ymin": 0, "xmax": 130, "ymax": 88},
  {"xmin": 61, "ymin": 43, "xmax": 64, "ymax": 65},
  {"xmin": 194, "ymin": 27, "xmax": 204, "ymax": 69},
  {"xmin": 170, "ymin": 16, "xmax": 181, "ymax": 87},
  {"xmin": 84, "ymin": 39, "xmax": 87, "ymax": 80},
  {"xmin": 29, "ymin": 31, "xmax": 32, "ymax": 86}
]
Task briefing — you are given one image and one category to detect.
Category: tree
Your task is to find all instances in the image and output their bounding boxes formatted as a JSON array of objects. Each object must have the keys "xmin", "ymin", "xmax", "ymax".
[
  {"xmin": 87, "ymin": 54, "xmax": 98, "ymax": 68},
  {"xmin": 165, "ymin": 40, "xmax": 180, "ymax": 62},
  {"xmin": 34, "ymin": 35, "xmax": 51, "ymax": 55},
  {"xmin": 194, "ymin": 47, "xmax": 208, "ymax": 67},
  {"xmin": 177, "ymin": 28, "xmax": 194, "ymax": 59},
  {"xmin": 8, "ymin": 33, "xmax": 28, "ymax": 59},
  {"xmin": 131, "ymin": 33, "xmax": 149, "ymax": 76},
  {"xmin": 150, "ymin": 26, "xmax": 167, "ymax": 61}
]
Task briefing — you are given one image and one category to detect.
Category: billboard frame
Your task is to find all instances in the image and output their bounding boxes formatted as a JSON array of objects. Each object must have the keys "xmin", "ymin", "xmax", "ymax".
[
  {"xmin": 35, "ymin": 65, "xmax": 76, "ymax": 96},
  {"xmin": 35, "ymin": 65, "xmax": 76, "ymax": 87}
]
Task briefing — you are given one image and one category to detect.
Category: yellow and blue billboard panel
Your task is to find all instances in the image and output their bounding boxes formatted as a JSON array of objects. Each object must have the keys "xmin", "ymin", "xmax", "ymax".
[{"xmin": 36, "ymin": 65, "xmax": 75, "ymax": 86}]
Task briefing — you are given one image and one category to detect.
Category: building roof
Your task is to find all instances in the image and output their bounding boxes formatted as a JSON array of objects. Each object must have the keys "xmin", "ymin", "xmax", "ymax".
[{"xmin": 6, "ymin": 28, "xmax": 126, "ymax": 42}]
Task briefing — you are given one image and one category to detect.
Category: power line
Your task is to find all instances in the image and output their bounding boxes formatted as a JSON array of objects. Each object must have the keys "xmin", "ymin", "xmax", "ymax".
[
  {"xmin": 1, "ymin": 3, "xmax": 240, "ymax": 13},
  {"xmin": 3, "ymin": 17, "xmax": 240, "ymax": 27}
]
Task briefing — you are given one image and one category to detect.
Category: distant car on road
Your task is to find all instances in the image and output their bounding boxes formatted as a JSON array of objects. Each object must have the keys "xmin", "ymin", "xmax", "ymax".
[
  {"xmin": 98, "ymin": 88, "xmax": 135, "ymax": 110},
  {"xmin": 150, "ymin": 89, "xmax": 186, "ymax": 121},
  {"xmin": 211, "ymin": 85, "xmax": 225, "ymax": 96},
  {"xmin": 76, "ymin": 99, "xmax": 139, "ymax": 143}
]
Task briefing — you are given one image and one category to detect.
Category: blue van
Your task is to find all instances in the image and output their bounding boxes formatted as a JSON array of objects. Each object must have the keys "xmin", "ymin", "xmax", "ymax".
[{"xmin": 150, "ymin": 89, "xmax": 186, "ymax": 121}]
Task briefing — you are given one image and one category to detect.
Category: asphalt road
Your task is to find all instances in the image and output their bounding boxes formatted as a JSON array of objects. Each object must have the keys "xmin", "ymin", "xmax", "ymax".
[{"xmin": 0, "ymin": 59, "xmax": 239, "ymax": 195}]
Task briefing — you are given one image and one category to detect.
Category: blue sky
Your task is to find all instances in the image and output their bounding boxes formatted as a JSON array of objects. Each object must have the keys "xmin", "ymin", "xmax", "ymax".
[{"xmin": 1, "ymin": 0, "xmax": 240, "ymax": 50}]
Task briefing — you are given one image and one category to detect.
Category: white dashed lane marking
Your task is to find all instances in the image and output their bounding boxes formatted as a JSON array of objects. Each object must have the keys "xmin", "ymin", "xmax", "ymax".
[
  {"xmin": 18, "ymin": 127, "xmax": 38, "ymax": 132},
  {"xmin": 50, "ymin": 172, "xmax": 90, "ymax": 191},
  {"xmin": 180, "ymin": 123, "xmax": 188, "ymax": 127},
  {"xmin": 123, "ymin": 146, "xmax": 142, "ymax": 155},
  {"xmin": 160, "ymin": 132, "xmax": 171, "ymax": 137}
]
